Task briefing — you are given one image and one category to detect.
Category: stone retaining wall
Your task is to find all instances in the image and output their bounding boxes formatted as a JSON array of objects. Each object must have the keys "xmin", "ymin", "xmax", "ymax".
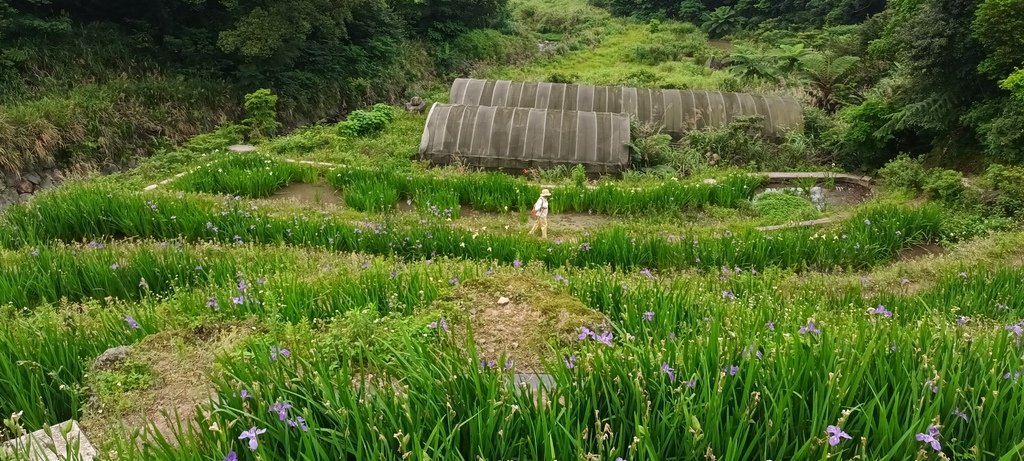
[{"xmin": 0, "ymin": 168, "xmax": 65, "ymax": 208}]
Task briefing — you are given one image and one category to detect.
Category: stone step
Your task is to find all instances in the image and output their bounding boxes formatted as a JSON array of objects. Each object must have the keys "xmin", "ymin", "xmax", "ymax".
[
  {"xmin": 1, "ymin": 420, "xmax": 96, "ymax": 461},
  {"xmin": 513, "ymin": 373, "xmax": 555, "ymax": 391}
]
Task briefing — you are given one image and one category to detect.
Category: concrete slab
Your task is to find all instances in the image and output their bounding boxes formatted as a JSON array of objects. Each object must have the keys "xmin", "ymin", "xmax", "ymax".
[
  {"xmin": 1, "ymin": 420, "xmax": 96, "ymax": 461},
  {"xmin": 227, "ymin": 144, "xmax": 257, "ymax": 153},
  {"xmin": 513, "ymin": 373, "xmax": 555, "ymax": 391}
]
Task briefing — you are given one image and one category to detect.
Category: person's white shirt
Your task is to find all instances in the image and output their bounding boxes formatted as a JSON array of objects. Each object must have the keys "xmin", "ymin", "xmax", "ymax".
[{"xmin": 533, "ymin": 197, "xmax": 549, "ymax": 218}]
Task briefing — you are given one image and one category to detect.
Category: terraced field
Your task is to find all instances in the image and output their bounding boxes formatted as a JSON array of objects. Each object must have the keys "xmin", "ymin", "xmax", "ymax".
[{"xmin": 2, "ymin": 138, "xmax": 1023, "ymax": 461}]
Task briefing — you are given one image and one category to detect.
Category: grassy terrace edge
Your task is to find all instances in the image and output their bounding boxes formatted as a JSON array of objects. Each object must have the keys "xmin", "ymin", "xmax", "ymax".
[
  {"xmin": 165, "ymin": 152, "xmax": 765, "ymax": 215},
  {"xmin": 1, "ymin": 184, "xmax": 941, "ymax": 272}
]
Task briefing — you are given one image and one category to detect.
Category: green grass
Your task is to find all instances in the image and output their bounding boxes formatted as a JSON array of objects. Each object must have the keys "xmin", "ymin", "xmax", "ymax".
[
  {"xmin": 1, "ymin": 230, "xmax": 1021, "ymax": 457},
  {"xmin": 487, "ymin": 16, "xmax": 733, "ymax": 90},
  {"xmin": 2, "ymin": 3, "xmax": 1022, "ymax": 458},
  {"xmin": 327, "ymin": 167, "xmax": 764, "ymax": 215},
  {"xmin": 1, "ymin": 184, "xmax": 945, "ymax": 272},
  {"xmin": 171, "ymin": 153, "xmax": 318, "ymax": 198}
]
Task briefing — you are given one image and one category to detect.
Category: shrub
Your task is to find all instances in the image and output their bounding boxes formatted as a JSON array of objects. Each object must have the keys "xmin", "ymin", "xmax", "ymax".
[
  {"xmin": 679, "ymin": 117, "xmax": 815, "ymax": 171},
  {"xmin": 242, "ymin": 89, "xmax": 281, "ymax": 141},
  {"xmin": 338, "ymin": 104, "xmax": 396, "ymax": 138},
  {"xmin": 939, "ymin": 209, "xmax": 1016, "ymax": 244},
  {"xmin": 628, "ymin": 122, "xmax": 675, "ymax": 168},
  {"xmin": 547, "ymin": 72, "xmax": 579, "ymax": 84},
  {"xmin": 877, "ymin": 154, "xmax": 927, "ymax": 191},
  {"xmin": 923, "ymin": 169, "xmax": 977, "ymax": 207},
  {"xmin": 434, "ymin": 29, "xmax": 532, "ymax": 75},
  {"xmin": 837, "ymin": 98, "xmax": 899, "ymax": 168},
  {"xmin": 753, "ymin": 192, "xmax": 818, "ymax": 223},
  {"xmin": 622, "ymin": 69, "xmax": 661, "ymax": 87},
  {"xmin": 631, "ymin": 42, "xmax": 681, "ymax": 65},
  {"xmin": 571, "ymin": 164, "xmax": 587, "ymax": 187},
  {"xmin": 984, "ymin": 163, "xmax": 1024, "ymax": 217}
]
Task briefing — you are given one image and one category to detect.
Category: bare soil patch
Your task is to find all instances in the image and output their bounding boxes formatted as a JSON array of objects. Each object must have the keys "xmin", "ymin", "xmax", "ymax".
[
  {"xmin": 897, "ymin": 243, "xmax": 946, "ymax": 261},
  {"xmin": 265, "ymin": 182, "xmax": 343, "ymax": 208},
  {"xmin": 709, "ymin": 39, "xmax": 735, "ymax": 51},
  {"xmin": 439, "ymin": 274, "xmax": 607, "ymax": 372},
  {"xmin": 81, "ymin": 322, "xmax": 254, "ymax": 448}
]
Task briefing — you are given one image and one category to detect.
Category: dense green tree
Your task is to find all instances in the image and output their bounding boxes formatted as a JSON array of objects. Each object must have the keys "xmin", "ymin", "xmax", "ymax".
[
  {"xmin": 798, "ymin": 52, "xmax": 860, "ymax": 113},
  {"xmin": 972, "ymin": 0, "xmax": 1024, "ymax": 81},
  {"xmin": 678, "ymin": 0, "xmax": 707, "ymax": 23},
  {"xmin": 701, "ymin": 6, "xmax": 740, "ymax": 38},
  {"xmin": 879, "ymin": 0, "xmax": 989, "ymax": 148}
]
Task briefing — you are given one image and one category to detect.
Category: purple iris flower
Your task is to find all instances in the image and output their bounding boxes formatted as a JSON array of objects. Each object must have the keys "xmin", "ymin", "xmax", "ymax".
[
  {"xmin": 724, "ymin": 365, "xmax": 739, "ymax": 376},
  {"xmin": 639, "ymin": 268, "xmax": 653, "ymax": 278},
  {"xmin": 564, "ymin": 355, "xmax": 576, "ymax": 369},
  {"xmin": 915, "ymin": 426, "xmax": 941, "ymax": 452},
  {"xmin": 124, "ymin": 315, "xmax": 140, "ymax": 330},
  {"xmin": 429, "ymin": 318, "xmax": 450, "ymax": 332},
  {"xmin": 207, "ymin": 297, "xmax": 220, "ymax": 310},
  {"xmin": 661, "ymin": 363, "xmax": 676, "ymax": 382},
  {"xmin": 270, "ymin": 401, "xmax": 292, "ymax": 421},
  {"xmin": 799, "ymin": 321, "xmax": 821, "ymax": 336},
  {"xmin": 766, "ymin": 321, "xmax": 775, "ymax": 331},
  {"xmin": 238, "ymin": 427, "xmax": 266, "ymax": 451},
  {"xmin": 240, "ymin": 389, "xmax": 250, "ymax": 399},
  {"xmin": 593, "ymin": 331, "xmax": 614, "ymax": 347},
  {"xmin": 270, "ymin": 347, "xmax": 291, "ymax": 361},
  {"xmin": 449, "ymin": 276, "xmax": 460, "ymax": 285},
  {"xmin": 952, "ymin": 408, "xmax": 968, "ymax": 422},
  {"xmin": 643, "ymin": 311, "xmax": 654, "ymax": 321},
  {"xmin": 825, "ymin": 425, "xmax": 851, "ymax": 446},
  {"xmin": 232, "ymin": 296, "xmax": 245, "ymax": 305},
  {"xmin": 722, "ymin": 290, "xmax": 735, "ymax": 300},
  {"xmin": 287, "ymin": 416, "xmax": 309, "ymax": 432},
  {"xmin": 869, "ymin": 305, "xmax": 893, "ymax": 318},
  {"xmin": 224, "ymin": 452, "xmax": 237, "ymax": 461},
  {"xmin": 578, "ymin": 327, "xmax": 593, "ymax": 341},
  {"xmin": 513, "ymin": 259, "xmax": 523, "ymax": 268}
]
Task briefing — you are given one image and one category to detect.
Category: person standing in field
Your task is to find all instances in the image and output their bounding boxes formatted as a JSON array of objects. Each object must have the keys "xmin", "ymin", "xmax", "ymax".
[{"xmin": 529, "ymin": 189, "xmax": 552, "ymax": 238}]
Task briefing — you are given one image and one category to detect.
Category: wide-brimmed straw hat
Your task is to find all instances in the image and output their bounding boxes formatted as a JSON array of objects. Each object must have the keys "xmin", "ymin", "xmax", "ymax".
[{"xmin": 540, "ymin": 189, "xmax": 552, "ymax": 197}]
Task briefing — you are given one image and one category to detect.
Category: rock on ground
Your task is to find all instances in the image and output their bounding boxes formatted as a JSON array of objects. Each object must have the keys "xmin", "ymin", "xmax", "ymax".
[{"xmin": 92, "ymin": 346, "xmax": 132, "ymax": 371}]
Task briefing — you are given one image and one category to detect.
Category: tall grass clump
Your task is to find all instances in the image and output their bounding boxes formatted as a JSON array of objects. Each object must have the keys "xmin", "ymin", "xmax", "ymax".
[
  {"xmin": 2, "ymin": 185, "xmax": 944, "ymax": 272},
  {"xmin": 0, "ymin": 243, "xmax": 304, "ymax": 308},
  {"xmin": 327, "ymin": 166, "xmax": 764, "ymax": 215},
  {"xmin": 171, "ymin": 153, "xmax": 317, "ymax": 198}
]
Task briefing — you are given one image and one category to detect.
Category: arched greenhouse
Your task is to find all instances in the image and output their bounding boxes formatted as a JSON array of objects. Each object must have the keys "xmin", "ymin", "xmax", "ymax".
[
  {"xmin": 448, "ymin": 78, "xmax": 803, "ymax": 137},
  {"xmin": 418, "ymin": 103, "xmax": 632, "ymax": 173}
]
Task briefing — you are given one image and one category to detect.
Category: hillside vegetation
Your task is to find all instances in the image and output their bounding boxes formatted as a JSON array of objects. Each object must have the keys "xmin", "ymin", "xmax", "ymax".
[{"xmin": 2, "ymin": 0, "xmax": 1024, "ymax": 459}]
